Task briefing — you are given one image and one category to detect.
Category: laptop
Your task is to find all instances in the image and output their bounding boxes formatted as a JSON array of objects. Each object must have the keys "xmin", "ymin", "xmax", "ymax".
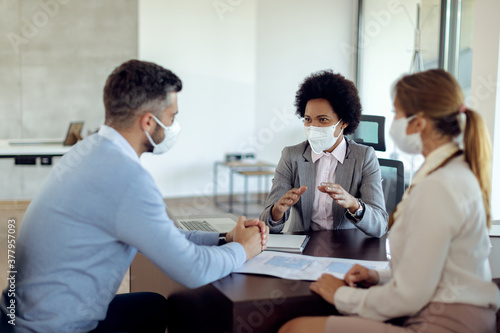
[
  {"xmin": 8, "ymin": 121, "xmax": 84, "ymax": 146},
  {"xmin": 166, "ymin": 206, "xmax": 310, "ymax": 253},
  {"xmin": 166, "ymin": 206, "xmax": 237, "ymax": 233}
]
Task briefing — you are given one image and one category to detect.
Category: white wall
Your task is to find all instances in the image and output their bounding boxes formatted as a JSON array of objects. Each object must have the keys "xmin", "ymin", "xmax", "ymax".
[
  {"xmin": 360, "ymin": 0, "xmax": 419, "ymax": 120},
  {"xmin": 0, "ymin": 1, "xmax": 357, "ymax": 200},
  {"xmin": 0, "ymin": 0, "xmax": 138, "ymax": 199},
  {"xmin": 255, "ymin": 0, "xmax": 355, "ymax": 165},
  {"xmin": 139, "ymin": 0, "xmax": 257, "ymax": 198},
  {"xmin": 471, "ymin": 0, "xmax": 500, "ymax": 220},
  {"xmin": 139, "ymin": 0, "xmax": 356, "ymax": 198}
]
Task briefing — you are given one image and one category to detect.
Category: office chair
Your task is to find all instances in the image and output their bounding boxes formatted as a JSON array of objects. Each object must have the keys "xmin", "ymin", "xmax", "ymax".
[
  {"xmin": 346, "ymin": 115, "xmax": 386, "ymax": 151},
  {"xmin": 378, "ymin": 158, "xmax": 405, "ymax": 215}
]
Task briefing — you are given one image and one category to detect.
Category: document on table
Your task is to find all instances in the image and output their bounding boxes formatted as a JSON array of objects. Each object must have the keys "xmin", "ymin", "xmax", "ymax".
[{"xmin": 235, "ymin": 251, "xmax": 389, "ymax": 281}]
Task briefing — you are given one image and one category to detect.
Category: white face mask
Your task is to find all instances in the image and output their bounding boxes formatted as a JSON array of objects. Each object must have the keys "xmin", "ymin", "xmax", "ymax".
[
  {"xmin": 304, "ymin": 119, "xmax": 343, "ymax": 154},
  {"xmin": 145, "ymin": 115, "xmax": 181, "ymax": 155},
  {"xmin": 389, "ymin": 115, "xmax": 425, "ymax": 155}
]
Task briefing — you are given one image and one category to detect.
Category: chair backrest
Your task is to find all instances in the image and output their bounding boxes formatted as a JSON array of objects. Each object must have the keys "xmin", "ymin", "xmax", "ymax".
[
  {"xmin": 378, "ymin": 158, "xmax": 405, "ymax": 215},
  {"xmin": 346, "ymin": 115, "xmax": 386, "ymax": 151}
]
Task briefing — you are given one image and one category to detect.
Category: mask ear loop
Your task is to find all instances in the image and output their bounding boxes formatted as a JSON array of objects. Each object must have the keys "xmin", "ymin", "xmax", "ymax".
[
  {"xmin": 406, "ymin": 113, "xmax": 425, "ymax": 186},
  {"xmin": 333, "ymin": 119, "xmax": 344, "ymax": 141},
  {"xmin": 407, "ymin": 113, "xmax": 426, "ymax": 132},
  {"xmin": 144, "ymin": 114, "xmax": 165, "ymax": 148},
  {"xmin": 334, "ymin": 118, "xmax": 343, "ymax": 135},
  {"xmin": 151, "ymin": 115, "xmax": 168, "ymax": 130},
  {"xmin": 419, "ymin": 117, "xmax": 426, "ymax": 131},
  {"xmin": 145, "ymin": 130, "xmax": 158, "ymax": 148}
]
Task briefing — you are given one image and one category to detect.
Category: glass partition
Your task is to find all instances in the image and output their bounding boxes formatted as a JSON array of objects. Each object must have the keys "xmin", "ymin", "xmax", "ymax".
[{"xmin": 357, "ymin": 0, "xmax": 475, "ymax": 181}]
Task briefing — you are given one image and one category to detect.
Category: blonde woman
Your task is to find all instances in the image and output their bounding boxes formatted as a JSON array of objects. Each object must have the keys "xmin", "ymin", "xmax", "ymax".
[{"xmin": 279, "ymin": 69, "xmax": 500, "ymax": 333}]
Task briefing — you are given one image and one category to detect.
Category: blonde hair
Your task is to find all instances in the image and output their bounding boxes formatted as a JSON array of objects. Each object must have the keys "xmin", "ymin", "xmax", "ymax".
[{"xmin": 394, "ymin": 69, "xmax": 492, "ymax": 227}]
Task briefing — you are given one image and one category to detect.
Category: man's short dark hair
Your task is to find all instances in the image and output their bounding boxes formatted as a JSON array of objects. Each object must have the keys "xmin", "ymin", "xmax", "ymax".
[
  {"xmin": 103, "ymin": 59, "xmax": 182, "ymax": 129},
  {"xmin": 294, "ymin": 70, "xmax": 361, "ymax": 135}
]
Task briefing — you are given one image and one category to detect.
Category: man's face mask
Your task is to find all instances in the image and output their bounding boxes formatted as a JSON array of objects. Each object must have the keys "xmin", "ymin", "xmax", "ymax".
[{"xmin": 145, "ymin": 115, "xmax": 181, "ymax": 155}]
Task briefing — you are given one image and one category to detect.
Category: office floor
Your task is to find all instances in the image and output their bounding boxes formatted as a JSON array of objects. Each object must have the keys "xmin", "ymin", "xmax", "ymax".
[{"xmin": 0, "ymin": 195, "xmax": 267, "ymax": 293}]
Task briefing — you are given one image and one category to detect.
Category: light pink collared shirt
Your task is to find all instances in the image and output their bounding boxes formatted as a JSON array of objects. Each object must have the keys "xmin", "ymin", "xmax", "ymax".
[{"xmin": 310, "ymin": 138, "xmax": 347, "ymax": 230}]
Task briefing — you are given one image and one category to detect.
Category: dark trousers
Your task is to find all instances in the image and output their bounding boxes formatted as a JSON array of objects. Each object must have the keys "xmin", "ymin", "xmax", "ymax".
[{"xmin": 89, "ymin": 292, "xmax": 168, "ymax": 333}]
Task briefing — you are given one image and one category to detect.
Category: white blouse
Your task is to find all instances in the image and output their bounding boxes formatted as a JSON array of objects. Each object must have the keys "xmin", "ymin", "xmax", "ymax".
[{"xmin": 334, "ymin": 155, "xmax": 500, "ymax": 321}]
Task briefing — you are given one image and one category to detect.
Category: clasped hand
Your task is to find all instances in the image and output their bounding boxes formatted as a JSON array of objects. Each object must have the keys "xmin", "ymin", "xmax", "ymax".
[{"xmin": 228, "ymin": 216, "xmax": 269, "ymax": 260}]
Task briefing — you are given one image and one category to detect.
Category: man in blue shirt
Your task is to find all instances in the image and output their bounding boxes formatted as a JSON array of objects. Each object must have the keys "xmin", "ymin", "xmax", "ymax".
[{"xmin": 0, "ymin": 60, "xmax": 268, "ymax": 333}]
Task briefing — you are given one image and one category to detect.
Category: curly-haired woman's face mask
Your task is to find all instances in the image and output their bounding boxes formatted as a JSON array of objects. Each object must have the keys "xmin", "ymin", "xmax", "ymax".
[
  {"xmin": 304, "ymin": 119, "xmax": 343, "ymax": 154},
  {"xmin": 303, "ymin": 98, "xmax": 344, "ymax": 154}
]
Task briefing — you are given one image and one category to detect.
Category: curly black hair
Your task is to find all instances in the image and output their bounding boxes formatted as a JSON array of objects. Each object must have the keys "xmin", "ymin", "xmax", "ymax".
[{"xmin": 294, "ymin": 70, "xmax": 361, "ymax": 135}]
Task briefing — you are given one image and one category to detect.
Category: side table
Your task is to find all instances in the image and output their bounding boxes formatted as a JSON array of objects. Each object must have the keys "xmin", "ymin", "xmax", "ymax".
[{"xmin": 213, "ymin": 160, "xmax": 275, "ymax": 216}]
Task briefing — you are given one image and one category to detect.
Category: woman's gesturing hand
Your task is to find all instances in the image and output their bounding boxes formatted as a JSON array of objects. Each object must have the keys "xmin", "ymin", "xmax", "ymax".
[{"xmin": 271, "ymin": 185, "xmax": 307, "ymax": 221}]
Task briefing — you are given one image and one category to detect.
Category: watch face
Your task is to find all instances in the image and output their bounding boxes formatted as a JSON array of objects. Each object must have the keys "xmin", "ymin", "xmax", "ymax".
[{"xmin": 355, "ymin": 201, "xmax": 364, "ymax": 217}]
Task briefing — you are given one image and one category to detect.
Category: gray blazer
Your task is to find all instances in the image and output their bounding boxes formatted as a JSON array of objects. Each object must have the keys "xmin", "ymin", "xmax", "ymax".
[{"xmin": 260, "ymin": 138, "xmax": 388, "ymax": 237}]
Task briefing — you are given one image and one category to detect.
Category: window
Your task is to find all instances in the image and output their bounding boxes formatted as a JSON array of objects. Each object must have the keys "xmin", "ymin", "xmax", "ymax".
[{"xmin": 356, "ymin": 0, "xmax": 475, "ymax": 181}]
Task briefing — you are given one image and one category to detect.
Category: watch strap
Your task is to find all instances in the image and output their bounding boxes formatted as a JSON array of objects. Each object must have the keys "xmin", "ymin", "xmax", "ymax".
[
  {"xmin": 348, "ymin": 199, "xmax": 364, "ymax": 218},
  {"xmin": 218, "ymin": 233, "xmax": 228, "ymax": 246}
]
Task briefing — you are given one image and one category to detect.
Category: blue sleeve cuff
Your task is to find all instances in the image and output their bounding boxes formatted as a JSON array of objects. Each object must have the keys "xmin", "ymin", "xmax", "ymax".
[
  {"xmin": 179, "ymin": 230, "xmax": 220, "ymax": 246},
  {"xmin": 222, "ymin": 242, "xmax": 247, "ymax": 267}
]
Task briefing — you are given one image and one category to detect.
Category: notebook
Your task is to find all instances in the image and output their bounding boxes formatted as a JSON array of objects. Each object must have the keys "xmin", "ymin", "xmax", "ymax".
[{"xmin": 265, "ymin": 234, "xmax": 310, "ymax": 253}]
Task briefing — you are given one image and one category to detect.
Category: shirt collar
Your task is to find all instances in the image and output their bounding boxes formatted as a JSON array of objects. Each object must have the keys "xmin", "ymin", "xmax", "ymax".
[
  {"xmin": 425, "ymin": 141, "xmax": 460, "ymax": 164},
  {"xmin": 411, "ymin": 141, "xmax": 460, "ymax": 185},
  {"xmin": 311, "ymin": 137, "xmax": 347, "ymax": 164},
  {"xmin": 98, "ymin": 125, "xmax": 140, "ymax": 163}
]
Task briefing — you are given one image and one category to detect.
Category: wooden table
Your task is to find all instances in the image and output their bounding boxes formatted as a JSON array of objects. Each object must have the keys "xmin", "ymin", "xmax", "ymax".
[
  {"xmin": 166, "ymin": 229, "xmax": 387, "ymax": 333},
  {"xmin": 130, "ymin": 223, "xmax": 500, "ymax": 332}
]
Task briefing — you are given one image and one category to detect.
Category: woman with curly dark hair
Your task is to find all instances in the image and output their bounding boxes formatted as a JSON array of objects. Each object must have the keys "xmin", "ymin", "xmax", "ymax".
[{"xmin": 260, "ymin": 70, "xmax": 388, "ymax": 237}]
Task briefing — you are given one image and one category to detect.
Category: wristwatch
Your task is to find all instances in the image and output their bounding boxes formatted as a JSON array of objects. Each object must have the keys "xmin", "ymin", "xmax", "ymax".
[
  {"xmin": 218, "ymin": 233, "xmax": 228, "ymax": 246},
  {"xmin": 348, "ymin": 199, "xmax": 365, "ymax": 219}
]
